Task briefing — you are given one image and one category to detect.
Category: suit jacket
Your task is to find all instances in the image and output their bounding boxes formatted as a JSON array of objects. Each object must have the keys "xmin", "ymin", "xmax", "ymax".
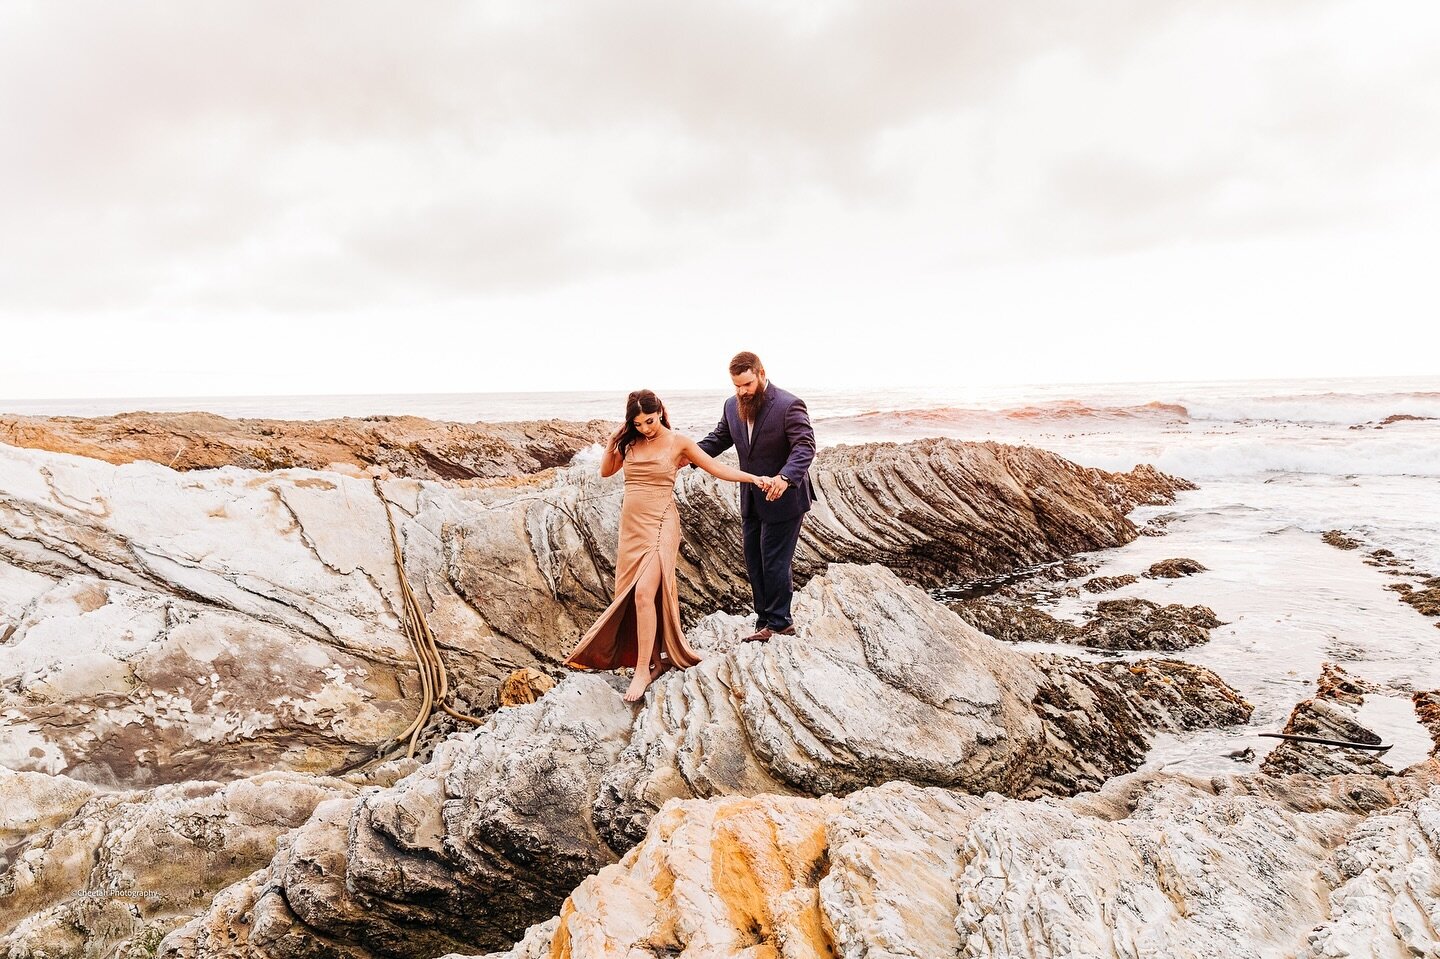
[{"xmin": 697, "ymin": 382, "xmax": 817, "ymax": 522}]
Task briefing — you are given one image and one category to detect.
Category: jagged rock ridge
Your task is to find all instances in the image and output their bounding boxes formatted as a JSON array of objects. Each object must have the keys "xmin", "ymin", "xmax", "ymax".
[
  {"xmin": 470, "ymin": 769, "xmax": 1440, "ymax": 959},
  {"xmin": 1, "ymin": 437, "xmax": 1191, "ymax": 787},
  {"xmin": 158, "ymin": 564, "xmax": 1249, "ymax": 959}
]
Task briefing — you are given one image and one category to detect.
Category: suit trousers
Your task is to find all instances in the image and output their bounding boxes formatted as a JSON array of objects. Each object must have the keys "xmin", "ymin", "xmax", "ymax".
[{"xmin": 742, "ymin": 511, "xmax": 804, "ymax": 630}]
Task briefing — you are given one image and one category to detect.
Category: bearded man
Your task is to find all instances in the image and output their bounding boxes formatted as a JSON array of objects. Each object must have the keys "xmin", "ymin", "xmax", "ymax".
[{"xmin": 696, "ymin": 351, "xmax": 817, "ymax": 642}]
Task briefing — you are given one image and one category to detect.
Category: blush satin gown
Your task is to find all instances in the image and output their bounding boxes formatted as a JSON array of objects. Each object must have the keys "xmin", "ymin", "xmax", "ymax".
[{"xmin": 565, "ymin": 451, "xmax": 703, "ymax": 673}]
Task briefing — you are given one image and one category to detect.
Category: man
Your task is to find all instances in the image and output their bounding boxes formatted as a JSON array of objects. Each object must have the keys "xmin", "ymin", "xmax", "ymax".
[{"xmin": 696, "ymin": 351, "xmax": 817, "ymax": 642}]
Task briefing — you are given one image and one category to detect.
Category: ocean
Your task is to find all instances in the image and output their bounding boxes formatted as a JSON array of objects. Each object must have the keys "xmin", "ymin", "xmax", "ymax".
[{"xmin": 6, "ymin": 375, "xmax": 1439, "ymax": 775}]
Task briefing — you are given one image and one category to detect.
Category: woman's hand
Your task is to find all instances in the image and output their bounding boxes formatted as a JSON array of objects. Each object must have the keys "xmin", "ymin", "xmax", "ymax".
[{"xmin": 606, "ymin": 424, "xmax": 625, "ymax": 453}]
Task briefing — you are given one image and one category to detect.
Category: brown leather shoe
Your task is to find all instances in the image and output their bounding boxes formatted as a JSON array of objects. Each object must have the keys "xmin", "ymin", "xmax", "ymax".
[
  {"xmin": 773, "ymin": 625, "xmax": 796, "ymax": 636},
  {"xmin": 742, "ymin": 628, "xmax": 774, "ymax": 643}
]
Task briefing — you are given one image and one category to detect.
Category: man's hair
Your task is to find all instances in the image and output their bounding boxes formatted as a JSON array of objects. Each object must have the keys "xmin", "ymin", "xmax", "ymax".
[{"xmin": 728, "ymin": 351, "xmax": 764, "ymax": 377}]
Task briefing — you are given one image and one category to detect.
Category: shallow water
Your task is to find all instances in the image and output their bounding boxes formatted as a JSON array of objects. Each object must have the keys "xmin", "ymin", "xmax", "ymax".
[{"xmin": 1041, "ymin": 498, "xmax": 1440, "ymax": 775}]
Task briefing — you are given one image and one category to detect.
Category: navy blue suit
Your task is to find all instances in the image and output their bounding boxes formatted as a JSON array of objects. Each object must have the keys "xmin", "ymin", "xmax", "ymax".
[{"xmin": 697, "ymin": 383, "xmax": 816, "ymax": 631}]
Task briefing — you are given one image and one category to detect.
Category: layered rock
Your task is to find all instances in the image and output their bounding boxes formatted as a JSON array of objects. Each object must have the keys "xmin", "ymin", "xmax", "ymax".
[
  {"xmin": 0, "ymin": 444, "xmax": 439, "ymax": 787},
  {"xmin": 1076, "ymin": 598, "xmax": 1223, "ymax": 651},
  {"xmin": 1, "ymin": 437, "xmax": 1189, "ymax": 787},
  {"xmin": 1323, "ymin": 530, "xmax": 1363, "ymax": 551},
  {"xmin": 1261, "ymin": 664, "xmax": 1395, "ymax": 779},
  {"xmin": 0, "ymin": 412, "xmax": 612, "ymax": 480},
  {"xmin": 1081, "ymin": 572, "xmax": 1138, "ymax": 593},
  {"xmin": 470, "ymin": 769, "xmax": 1440, "ymax": 959},
  {"xmin": 0, "ymin": 768, "xmax": 360, "ymax": 959},
  {"xmin": 950, "ymin": 596, "xmax": 1223, "ymax": 651},
  {"xmin": 160, "ymin": 564, "xmax": 1249, "ymax": 959},
  {"xmin": 1144, "ymin": 557, "xmax": 1207, "ymax": 578}
]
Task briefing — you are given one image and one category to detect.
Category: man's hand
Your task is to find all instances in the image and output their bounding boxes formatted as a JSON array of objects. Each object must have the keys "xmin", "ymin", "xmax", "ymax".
[{"xmin": 765, "ymin": 475, "xmax": 790, "ymax": 502}]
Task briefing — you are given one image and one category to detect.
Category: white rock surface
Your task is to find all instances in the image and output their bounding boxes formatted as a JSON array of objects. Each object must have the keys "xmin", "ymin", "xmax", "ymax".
[
  {"xmin": 1, "ymin": 437, "xmax": 1182, "ymax": 788},
  {"xmin": 159, "ymin": 564, "xmax": 1249, "ymax": 959},
  {"xmin": 473, "ymin": 769, "xmax": 1440, "ymax": 959},
  {"xmin": 0, "ymin": 766, "xmax": 357, "ymax": 959}
]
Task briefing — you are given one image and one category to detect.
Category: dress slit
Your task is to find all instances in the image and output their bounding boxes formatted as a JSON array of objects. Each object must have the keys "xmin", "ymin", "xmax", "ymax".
[{"xmin": 566, "ymin": 459, "xmax": 701, "ymax": 673}]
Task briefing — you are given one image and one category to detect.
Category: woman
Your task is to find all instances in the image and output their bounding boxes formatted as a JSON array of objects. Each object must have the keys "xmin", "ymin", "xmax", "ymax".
[{"xmin": 566, "ymin": 389, "xmax": 770, "ymax": 702}]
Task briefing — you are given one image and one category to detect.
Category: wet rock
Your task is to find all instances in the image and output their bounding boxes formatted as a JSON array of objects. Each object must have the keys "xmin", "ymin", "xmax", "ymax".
[
  {"xmin": 1261, "ymin": 664, "xmax": 1393, "ymax": 778},
  {"xmin": 1323, "ymin": 530, "xmax": 1363, "ymax": 550},
  {"xmin": 1143, "ymin": 557, "xmax": 1207, "ymax": 578},
  {"xmin": 1388, "ymin": 582, "xmax": 1440, "ymax": 617},
  {"xmin": 947, "ymin": 598, "xmax": 1081, "ymax": 644},
  {"xmin": 952, "ymin": 595, "xmax": 1225, "ymax": 652},
  {"xmin": 1082, "ymin": 573, "xmax": 1139, "ymax": 593},
  {"xmin": 1326, "ymin": 533, "xmax": 1440, "ymax": 623},
  {"xmin": 1102, "ymin": 462, "xmax": 1198, "ymax": 506},
  {"xmin": 1078, "ymin": 598, "xmax": 1223, "ymax": 651},
  {"xmin": 1026, "ymin": 657, "xmax": 1253, "ymax": 794},
  {"xmin": 160, "ymin": 564, "xmax": 1250, "ymax": 959},
  {"xmin": 1033, "ymin": 557, "xmax": 1103, "ymax": 583},
  {"xmin": 469, "ymin": 769, "xmax": 1439, "ymax": 959},
  {"xmin": 1378, "ymin": 413, "xmax": 1435, "ymax": 426},
  {"xmin": 1413, "ymin": 691, "xmax": 1440, "ymax": 755},
  {"xmin": 1139, "ymin": 514, "xmax": 1175, "ymax": 536}
]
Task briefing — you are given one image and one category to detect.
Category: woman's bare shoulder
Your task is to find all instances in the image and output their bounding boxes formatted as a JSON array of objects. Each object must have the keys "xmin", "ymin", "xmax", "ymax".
[{"xmin": 671, "ymin": 431, "xmax": 695, "ymax": 466}]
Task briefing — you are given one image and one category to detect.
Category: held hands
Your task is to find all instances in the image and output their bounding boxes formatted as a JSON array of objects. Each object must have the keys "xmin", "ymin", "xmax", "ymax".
[{"xmin": 751, "ymin": 475, "xmax": 790, "ymax": 501}]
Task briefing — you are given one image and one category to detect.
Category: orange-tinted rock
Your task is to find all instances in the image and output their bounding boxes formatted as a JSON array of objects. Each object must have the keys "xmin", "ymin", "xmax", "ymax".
[{"xmin": 0, "ymin": 411, "xmax": 611, "ymax": 481}]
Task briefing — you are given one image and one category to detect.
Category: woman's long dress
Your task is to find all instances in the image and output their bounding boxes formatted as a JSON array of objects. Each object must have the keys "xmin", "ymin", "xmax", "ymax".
[{"xmin": 565, "ymin": 452, "xmax": 702, "ymax": 672}]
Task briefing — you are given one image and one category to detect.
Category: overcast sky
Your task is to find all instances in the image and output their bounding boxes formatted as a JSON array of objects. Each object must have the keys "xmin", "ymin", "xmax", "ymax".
[{"xmin": 2, "ymin": 0, "xmax": 1436, "ymax": 399}]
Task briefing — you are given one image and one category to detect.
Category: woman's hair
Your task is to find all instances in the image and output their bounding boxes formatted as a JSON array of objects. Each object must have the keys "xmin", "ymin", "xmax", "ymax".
[{"xmin": 617, "ymin": 389, "xmax": 670, "ymax": 460}]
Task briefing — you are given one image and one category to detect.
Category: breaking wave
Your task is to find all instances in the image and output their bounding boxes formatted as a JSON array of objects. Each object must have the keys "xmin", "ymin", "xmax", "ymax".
[{"xmin": 1178, "ymin": 391, "xmax": 1440, "ymax": 426}]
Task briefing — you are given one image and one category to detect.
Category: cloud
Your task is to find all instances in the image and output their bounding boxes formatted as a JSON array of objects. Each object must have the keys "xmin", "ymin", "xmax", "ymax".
[{"xmin": 0, "ymin": 0, "xmax": 1436, "ymax": 330}]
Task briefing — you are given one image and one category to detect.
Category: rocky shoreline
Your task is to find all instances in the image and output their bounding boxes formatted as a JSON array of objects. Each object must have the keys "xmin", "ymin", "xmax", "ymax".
[
  {"xmin": 0, "ymin": 427, "xmax": 1189, "ymax": 787},
  {"xmin": 1321, "ymin": 529, "xmax": 1440, "ymax": 625},
  {"xmin": 0, "ymin": 411, "xmax": 614, "ymax": 481},
  {"xmin": 2, "ymin": 415, "xmax": 1437, "ymax": 958}
]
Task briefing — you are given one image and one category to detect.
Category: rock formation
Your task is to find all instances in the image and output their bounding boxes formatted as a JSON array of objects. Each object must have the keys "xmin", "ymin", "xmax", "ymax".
[
  {"xmin": 467, "ymin": 767, "xmax": 1440, "ymax": 959},
  {"xmin": 158, "ymin": 564, "xmax": 1249, "ymax": 959},
  {"xmin": 1075, "ymin": 598, "xmax": 1223, "ymax": 651},
  {"xmin": 950, "ymin": 596, "xmax": 1223, "ymax": 651},
  {"xmin": 948, "ymin": 597, "xmax": 1082, "ymax": 644},
  {"xmin": 1081, "ymin": 572, "xmax": 1138, "ymax": 593},
  {"xmin": 0, "ymin": 412, "xmax": 613, "ymax": 480},
  {"xmin": 0, "ymin": 420, "xmax": 1224, "ymax": 959},
  {"xmin": 1, "ymin": 436, "xmax": 1190, "ymax": 788},
  {"xmin": 0, "ymin": 767, "xmax": 367, "ymax": 959},
  {"xmin": 1323, "ymin": 529, "xmax": 1363, "ymax": 550},
  {"xmin": 1261, "ymin": 664, "xmax": 1396, "ymax": 779},
  {"xmin": 1144, "ymin": 556, "xmax": 1207, "ymax": 578}
]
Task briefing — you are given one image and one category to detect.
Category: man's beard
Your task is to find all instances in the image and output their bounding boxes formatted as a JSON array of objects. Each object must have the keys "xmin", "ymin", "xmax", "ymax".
[{"xmin": 738, "ymin": 386, "xmax": 766, "ymax": 422}]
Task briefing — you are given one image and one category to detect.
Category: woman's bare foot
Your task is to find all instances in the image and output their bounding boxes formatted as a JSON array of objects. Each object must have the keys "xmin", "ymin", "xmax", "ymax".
[
  {"xmin": 623, "ymin": 670, "xmax": 653, "ymax": 703},
  {"xmin": 623, "ymin": 660, "xmax": 670, "ymax": 703}
]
